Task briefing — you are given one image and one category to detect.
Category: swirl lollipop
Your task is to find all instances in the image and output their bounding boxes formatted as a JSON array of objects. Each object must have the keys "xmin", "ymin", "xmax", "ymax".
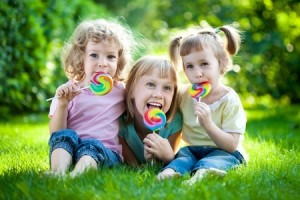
[
  {"xmin": 143, "ymin": 108, "xmax": 166, "ymax": 132},
  {"xmin": 189, "ymin": 81, "xmax": 211, "ymax": 101},
  {"xmin": 143, "ymin": 108, "xmax": 166, "ymax": 165},
  {"xmin": 89, "ymin": 72, "xmax": 113, "ymax": 95},
  {"xmin": 46, "ymin": 72, "xmax": 113, "ymax": 101}
]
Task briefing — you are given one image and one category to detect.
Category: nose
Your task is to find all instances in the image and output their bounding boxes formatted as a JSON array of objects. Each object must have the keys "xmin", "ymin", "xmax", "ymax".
[
  {"xmin": 195, "ymin": 67, "xmax": 203, "ymax": 78},
  {"xmin": 152, "ymin": 87, "xmax": 163, "ymax": 99},
  {"xmin": 97, "ymin": 57, "xmax": 107, "ymax": 68}
]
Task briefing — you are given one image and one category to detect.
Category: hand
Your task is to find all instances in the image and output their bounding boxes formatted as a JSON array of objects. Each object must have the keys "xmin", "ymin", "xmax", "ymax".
[
  {"xmin": 143, "ymin": 133, "xmax": 174, "ymax": 163},
  {"xmin": 55, "ymin": 83, "xmax": 82, "ymax": 104},
  {"xmin": 144, "ymin": 145, "xmax": 153, "ymax": 162},
  {"xmin": 194, "ymin": 101, "xmax": 212, "ymax": 126}
]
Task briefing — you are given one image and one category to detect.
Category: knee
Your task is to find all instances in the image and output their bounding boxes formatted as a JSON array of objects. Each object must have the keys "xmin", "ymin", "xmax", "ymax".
[{"xmin": 49, "ymin": 129, "xmax": 79, "ymax": 146}]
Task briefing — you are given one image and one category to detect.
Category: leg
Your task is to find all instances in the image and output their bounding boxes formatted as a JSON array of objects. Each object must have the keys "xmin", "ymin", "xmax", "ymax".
[
  {"xmin": 70, "ymin": 155, "xmax": 97, "ymax": 177},
  {"xmin": 48, "ymin": 129, "xmax": 79, "ymax": 176},
  {"xmin": 156, "ymin": 146, "xmax": 197, "ymax": 181},
  {"xmin": 183, "ymin": 149, "xmax": 242, "ymax": 185},
  {"xmin": 71, "ymin": 139, "xmax": 121, "ymax": 177},
  {"xmin": 50, "ymin": 148, "xmax": 72, "ymax": 176}
]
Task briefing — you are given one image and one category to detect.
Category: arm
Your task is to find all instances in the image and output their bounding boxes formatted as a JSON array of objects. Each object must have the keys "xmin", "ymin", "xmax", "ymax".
[
  {"xmin": 49, "ymin": 83, "xmax": 81, "ymax": 134},
  {"xmin": 119, "ymin": 136, "xmax": 139, "ymax": 166},
  {"xmin": 194, "ymin": 101, "xmax": 240, "ymax": 152}
]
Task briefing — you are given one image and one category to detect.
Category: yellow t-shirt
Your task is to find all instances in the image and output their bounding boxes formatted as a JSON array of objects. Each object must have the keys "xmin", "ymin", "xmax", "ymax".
[{"xmin": 179, "ymin": 84, "xmax": 248, "ymax": 161}]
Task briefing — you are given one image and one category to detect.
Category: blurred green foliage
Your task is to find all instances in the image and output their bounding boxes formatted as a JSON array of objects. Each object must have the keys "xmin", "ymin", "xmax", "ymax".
[
  {"xmin": 0, "ymin": 0, "xmax": 111, "ymax": 117},
  {"xmin": 1, "ymin": 0, "xmax": 299, "ymax": 117},
  {"xmin": 101, "ymin": 0, "xmax": 300, "ymax": 104}
]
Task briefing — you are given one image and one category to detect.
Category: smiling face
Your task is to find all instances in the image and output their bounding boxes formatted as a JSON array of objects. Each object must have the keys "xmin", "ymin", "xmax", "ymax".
[
  {"xmin": 82, "ymin": 40, "xmax": 119, "ymax": 85},
  {"xmin": 131, "ymin": 68, "xmax": 175, "ymax": 118},
  {"xmin": 182, "ymin": 46, "xmax": 221, "ymax": 89}
]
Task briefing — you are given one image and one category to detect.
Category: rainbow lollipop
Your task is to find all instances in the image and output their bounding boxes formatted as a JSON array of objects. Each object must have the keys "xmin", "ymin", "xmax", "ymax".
[
  {"xmin": 46, "ymin": 72, "xmax": 113, "ymax": 101},
  {"xmin": 189, "ymin": 81, "xmax": 211, "ymax": 101},
  {"xmin": 143, "ymin": 108, "xmax": 167, "ymax": 132},
  {"xmin": 89, "ymin": 72, "xmax": 113, "ymax": 95}
]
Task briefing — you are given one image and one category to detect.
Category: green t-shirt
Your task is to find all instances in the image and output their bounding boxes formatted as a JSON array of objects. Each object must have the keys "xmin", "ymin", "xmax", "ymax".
[{"xmin": 119, "ymin": 111, "xmax": 183, "ymax": 163}]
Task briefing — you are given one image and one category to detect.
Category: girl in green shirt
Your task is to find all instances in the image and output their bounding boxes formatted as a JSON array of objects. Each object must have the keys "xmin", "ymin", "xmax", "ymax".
[{"xmin": 119, "ymin": 56, "xmax": 182, "ymax": 165}]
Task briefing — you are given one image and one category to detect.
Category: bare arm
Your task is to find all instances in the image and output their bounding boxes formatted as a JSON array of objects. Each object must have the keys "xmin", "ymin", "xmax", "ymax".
[
  {"xmin": 49, "ymin": 102, "xmax": 68, "ymax": 133},
  {"xmin": 49, "ymin": 83, "xmax": 81, "ymax": 134},
  {"xmin": 195, "ymin": 101, "xmax": 239, "ymax": 152}
]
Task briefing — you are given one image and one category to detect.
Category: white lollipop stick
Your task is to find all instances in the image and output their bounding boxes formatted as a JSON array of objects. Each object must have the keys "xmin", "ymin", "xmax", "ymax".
[{"xmin": 46, "ymin": 86, "xmax": 89, "ymax": 101}]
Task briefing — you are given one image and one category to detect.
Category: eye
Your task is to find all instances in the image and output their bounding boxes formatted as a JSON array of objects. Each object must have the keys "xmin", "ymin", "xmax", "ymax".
[
  {"xmin": 185, "ymin": 64, "xmax": 193, "ymax": 69},
  {"xmin": 163, "ymin": 85, "xmax": 173, "ymax": 92},
  {"xmin": 200, "ymin": 62, "xmax": 209, "ymax": 66},
  {"xmin": 146, "ymin": 82, "xmax": 155, "ymax": 87},
  {"xmin": 108, "ymin": 55, "xmax": 117, "ymax": 60},
  {"xmin": 90, "ymin": 53, "xmax": 98, "ymax": 58}
]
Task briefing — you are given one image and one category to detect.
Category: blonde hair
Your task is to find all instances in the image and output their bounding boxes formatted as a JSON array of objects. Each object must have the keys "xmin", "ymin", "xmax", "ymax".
[
  {"xmin": 62, "ymin": 18, "xmax": 138, "ymax": 81},
  {"xmin": 125, "ymin": 55, "xmax": 178, "ymax": 123},
  {"xmin": 170, "ymin": 24, "xmax": 241, "ymax": 74}
]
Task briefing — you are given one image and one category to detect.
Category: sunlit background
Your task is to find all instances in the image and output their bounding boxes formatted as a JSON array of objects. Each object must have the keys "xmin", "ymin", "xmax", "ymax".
[{"xmin": 1, "ymin": 0, "xmax": 299, "ymax": 118}]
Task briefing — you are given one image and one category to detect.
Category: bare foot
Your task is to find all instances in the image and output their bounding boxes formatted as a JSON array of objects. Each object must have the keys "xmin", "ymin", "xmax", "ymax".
[
  {"xmin": 156, "ymin": 168, "xmax": 180, "ymax": 181},
  {"xmin": 70, "ymin": 155, "xmax": 97, "ymax": 178},
  {"xmin": 183, "ymin": 168, "xmax": 227, "ymax": 185}
]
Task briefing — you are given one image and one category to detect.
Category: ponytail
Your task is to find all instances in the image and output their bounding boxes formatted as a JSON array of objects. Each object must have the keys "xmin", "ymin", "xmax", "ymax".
[
  {"xmin": 169, "ymin": 36, "xmax": 182, "ymax": 71},
  {"xmin": 219, "ymin": 25, "xmax": 241, "ymax": 56}
]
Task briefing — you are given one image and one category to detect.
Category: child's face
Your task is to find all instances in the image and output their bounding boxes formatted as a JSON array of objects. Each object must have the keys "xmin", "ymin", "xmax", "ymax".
[
  {"xmin": 83, "ymin": 40, "xmax": 119, "ymax": 84},
  {"xmin": 131, "ymin": 69, "xmax": 175, "ymax": 117},
  {"xmin": 182, "ymin": 47, "xmax": 221, "ymax": 88}
]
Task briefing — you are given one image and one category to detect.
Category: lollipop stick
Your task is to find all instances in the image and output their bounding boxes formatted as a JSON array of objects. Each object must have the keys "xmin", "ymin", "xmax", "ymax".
[
  {"xmin": 46, "ymin": 86, "xmax": 89, "ymax": 101},
  {"xmin": 151, "ymin": 130, "xmax": 155, "ymax": 166},
  {"xmin": 196, "ymin": 97, "xmax": 201, "ymax": 124}
]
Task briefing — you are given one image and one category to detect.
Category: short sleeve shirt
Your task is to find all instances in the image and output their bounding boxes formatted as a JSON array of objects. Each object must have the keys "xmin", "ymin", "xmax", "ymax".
[
  {"xmin": 179, "ymin": 84, "xmax": 248, "ymax": 161},
  {"xmin": 49, "ymin": 82, "xmax": 125, "ymax": 156}
]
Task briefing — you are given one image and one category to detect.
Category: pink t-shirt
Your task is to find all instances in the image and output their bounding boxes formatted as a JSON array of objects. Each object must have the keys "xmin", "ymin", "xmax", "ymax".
[{"xmin": 49, "ymin": 82, "xmax": 125, "ymax": 157}]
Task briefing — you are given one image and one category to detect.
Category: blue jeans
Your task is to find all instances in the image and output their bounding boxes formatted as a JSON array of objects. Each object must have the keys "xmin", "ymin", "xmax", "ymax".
[
  {"xmin": 48, "ymin": 129, "xmax": 122, "ymax": 168},
  {"xmin": 163, "ymin": 146, "xmax": 245, "ymax": 175}
]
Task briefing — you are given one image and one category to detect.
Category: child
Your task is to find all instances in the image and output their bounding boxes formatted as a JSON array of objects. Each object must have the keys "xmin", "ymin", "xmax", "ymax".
[
  {"xmin": 48, "ymin": 18, "xmax": 138, "ymax": 176},
  {"xmin": 157, "ymin": 24, "xmax": 248, "ymax": 185},
  {"xmin": 119, "ymin": 55, "xmax": 182, "ymax": 165}
]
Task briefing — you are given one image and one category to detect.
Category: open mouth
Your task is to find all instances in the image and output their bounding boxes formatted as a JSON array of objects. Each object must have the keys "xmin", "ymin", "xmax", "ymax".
[{"xmin": 147, "ymin": 102, "xmax": 162, "ymax": 110}]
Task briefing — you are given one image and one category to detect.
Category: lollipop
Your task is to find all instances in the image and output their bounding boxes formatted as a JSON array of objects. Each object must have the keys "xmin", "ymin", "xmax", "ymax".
[
  {"xmin": 89, "ymin": 72, "xmax": 113, "ymax": 95},
  {"xmin": 46, "ymin": 72, "xmax": 113, "ymax": 101},
  {"xmin": 143, "ymin": 108, "xmax": 166, "ymax": 132},
  {"xmin": 189, "ymin": 81, "xmax": 211, "ymax": 101}
]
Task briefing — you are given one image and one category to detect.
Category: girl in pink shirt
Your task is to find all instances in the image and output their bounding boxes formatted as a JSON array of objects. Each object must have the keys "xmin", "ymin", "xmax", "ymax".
[{"xmin": 48, "ymin": 18, "xmax": 138, "ymax": 177}]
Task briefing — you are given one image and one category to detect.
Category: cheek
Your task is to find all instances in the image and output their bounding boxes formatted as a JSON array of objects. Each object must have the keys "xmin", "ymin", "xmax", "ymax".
[
  {"xmin": 163, "ymin": 94, "xmax": 174, "ymax": 113},
  {"xmin": 184, "ymin": 71, "xmax": 193, "ymax": 80}
]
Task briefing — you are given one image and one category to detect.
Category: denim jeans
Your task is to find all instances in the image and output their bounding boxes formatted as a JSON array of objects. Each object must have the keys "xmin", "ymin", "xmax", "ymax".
[
  {"xmin": 48, "ymin": 129, "xmax": 122, "ymax": 168},
  {"xmin": 162, "ymin": 146, "xmax": 245, "ymax": 175}
]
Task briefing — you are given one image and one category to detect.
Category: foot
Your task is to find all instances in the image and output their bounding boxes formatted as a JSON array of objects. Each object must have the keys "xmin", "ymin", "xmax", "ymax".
[
  {"xmin": 70, "ymin": 155, "xmax": 97, "ymax": 178},
  {"xmin": 156, "ymin": 168, "xmax": 180, "ymax": 181},
  {"xmin": 183, "ymin": 168, "xmax": 227, "ymax": 185}
]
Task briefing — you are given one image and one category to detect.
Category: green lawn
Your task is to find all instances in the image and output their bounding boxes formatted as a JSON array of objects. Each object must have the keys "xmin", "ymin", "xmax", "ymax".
[{"xmin": 0, "ymin": 105, "xmax": 299, "ymax": 200}]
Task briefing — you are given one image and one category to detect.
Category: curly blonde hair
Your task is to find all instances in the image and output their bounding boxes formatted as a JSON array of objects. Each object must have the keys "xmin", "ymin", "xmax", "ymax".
[{"xmin": 62, "ymin": 18, "xmax": 138, "ymax": 82}]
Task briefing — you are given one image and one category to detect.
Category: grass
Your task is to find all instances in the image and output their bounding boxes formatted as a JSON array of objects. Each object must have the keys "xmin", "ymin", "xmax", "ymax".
[{"xmin": 0, "ymin": 105, "xmax": 299, "ymax": 200}]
